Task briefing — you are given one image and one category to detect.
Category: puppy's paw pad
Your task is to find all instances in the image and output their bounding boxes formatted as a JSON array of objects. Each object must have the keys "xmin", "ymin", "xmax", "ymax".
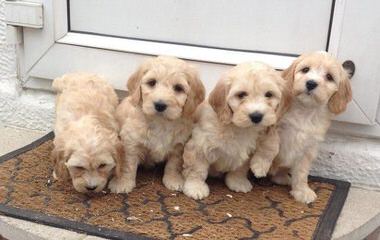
[
  {"xmin": 250, "ymin": 161, "xmax": 271, "ymax": 178},
  {"xmin": 183, "ymin": 180, "xmax": 209, "ymax": 200},
  {"xmin": 291, "ymin": 187, "xmax": 317, "ymax": 204},
  {"xmin": 163, "ymin": 174, "xmax": 184, "ymax": 192},
  {"xmin": 108, "ymin": 178, "xmax": 135, "ymax": 194},
  {"xmin": 225, "ymin": 175, "xmax": 252, "ymax": 193}
]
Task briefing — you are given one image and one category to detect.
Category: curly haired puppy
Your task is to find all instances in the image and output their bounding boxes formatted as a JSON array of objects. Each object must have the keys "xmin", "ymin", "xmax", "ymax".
[
  {"xmin": 52, "ymin": 73, "xmax": 123, "ymax": 193},
  {"xmin": 270, "ymin": 51, "xmax": 353, "ymax": 203},
  {"xmin": 109, "ymin": 56, "xmax": 205, "ymax": 193},
  {"xmin": 182, "ymin": 62, "xmax": 290, "ymax": 200}
]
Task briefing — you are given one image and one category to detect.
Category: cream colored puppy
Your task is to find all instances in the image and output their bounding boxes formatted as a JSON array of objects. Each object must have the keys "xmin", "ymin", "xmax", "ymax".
[
  {"xmin": 52, "ymin": 73, "xmax": 123, "ymax": 193},
  {"xmin": 182, "ymin": 62, "xmax": 290, "ymax": 200},
  {"xmin": 109, "ymin": 56, "xmax": 205, "ymax": 193},
  {"xmin": 270, "ymin": 51, "xmax": 353, "ymax": 203}
]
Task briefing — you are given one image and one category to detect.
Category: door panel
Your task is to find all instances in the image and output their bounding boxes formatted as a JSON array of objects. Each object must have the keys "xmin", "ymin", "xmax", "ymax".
[
  {"xmin": 69, "ymin": 0, "xmax": 332, "ymax": 55},
  {"xmin": 335, "ymin": 0, "xmax": 380, "ymax": 123},
  {"xmin": 28, "ymin": 44, "xmax": 227, "ymax": 92}
]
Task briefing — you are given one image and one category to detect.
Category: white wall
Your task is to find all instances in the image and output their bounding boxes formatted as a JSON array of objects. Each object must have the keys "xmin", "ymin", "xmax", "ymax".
[
  {"xmin": 0, "ymin": 0, "xmax": 17, "ymax": 94},
  {"xmin": 314, "ymin": 134, "xmax": 380, "ymax": 188},
  {"xmin": 0, "ymin": 1, "xmax": 55, "ymax": 131},
  {"xmin": 0, "ymin": 1, "xmax": 379, "ymax": 189}
]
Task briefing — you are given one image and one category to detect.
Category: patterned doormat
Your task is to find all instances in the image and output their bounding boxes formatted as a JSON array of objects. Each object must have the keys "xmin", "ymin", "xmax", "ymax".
[{"xmin": 0, "ymin": 132, "xmax": 349, "ymax": 240}]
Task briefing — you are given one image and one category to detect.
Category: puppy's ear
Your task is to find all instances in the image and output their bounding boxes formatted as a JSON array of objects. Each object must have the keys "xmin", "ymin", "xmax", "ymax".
[
  {"xmin": 51, "ymin": 142, "xmax": 70, "ymax": 181},
  {"xmin": 278, "ymin": 55, "xmax": 306, "ymax": 118},
  {"xmin": 208, "ymin": 76, "xmax": 232, "ymax": 124},
  {"xmin": 328, "ymin": 68, "xmax": 352, "ymax": 114},
  {"xmin": 276, "ymin": 73, "xmax": 293, "ymax": 120},
  {"xmin": 127, "ymin": 61, "xmax": 150, "ymax": 106},
  {"xmin": 112, "ymin": 139, "xmax": 125, "ymax": 178},
  {"xmin": 281, "ymin": 55, "xmax": 305, "ymax": 86},
  {"xmin": 183, "ymin": 66, "xmax": 205, "ymax": 118}
]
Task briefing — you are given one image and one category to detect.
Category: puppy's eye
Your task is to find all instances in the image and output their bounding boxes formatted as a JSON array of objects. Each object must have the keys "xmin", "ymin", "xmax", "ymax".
[
  {"xmin": 98, "ymin": 164, "xmax": 107, "ymax": 169},
  {"xmin": 147, "ymin": 79, "xmax": 157, "ymax": 87},
  {"xmin": 74, "ymin": 166, "xmax": 85, "ymax": 171},
  {"xmin": 173, "ymin": 84, "xmax": 184, "ymax": 93},
  {"xmin": 236, "ymin": 91, "xmax": 248, "ymax": 99},
  {"xmin": 265, "ymin": 91, "xmax": 273, "ymax": 98},
  {"xmin": 326, "ymin": 73, "xmax": 334, "ymax": 82},
  {"xmin": 301, "ymin": 67, "xmax": 310, "ymax": 73}
]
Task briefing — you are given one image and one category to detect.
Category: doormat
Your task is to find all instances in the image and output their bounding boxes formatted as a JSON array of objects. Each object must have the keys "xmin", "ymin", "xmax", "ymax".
[{"xmin": 0, "ymin": 132, "xmax": 349, "ymax": 240}]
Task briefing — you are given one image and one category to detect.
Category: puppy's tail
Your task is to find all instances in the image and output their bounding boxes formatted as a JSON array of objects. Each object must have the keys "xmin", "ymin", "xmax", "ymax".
[
  {"xmin": 52, "ymin": 74, "xmax": 71, "ymax": 93},
  {"xmin": 52, "ymin": 72, "xmax": 95, "ymax": 93}
]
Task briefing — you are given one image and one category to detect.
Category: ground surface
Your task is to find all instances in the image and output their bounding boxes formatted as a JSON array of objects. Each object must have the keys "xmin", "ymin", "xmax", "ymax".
[{"xmin": 0, "ymin": 125, "xmax": 379, "ymax": 240}]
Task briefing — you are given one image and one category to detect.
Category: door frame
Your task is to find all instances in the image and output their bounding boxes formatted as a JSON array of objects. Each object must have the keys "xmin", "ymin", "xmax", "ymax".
[{"xmin": 17, "ymin": 0, "xmax": 380, "ymax": 130}]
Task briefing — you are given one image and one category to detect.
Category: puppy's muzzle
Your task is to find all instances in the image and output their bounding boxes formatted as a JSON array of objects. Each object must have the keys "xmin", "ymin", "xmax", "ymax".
[
  {"xmin": 154, "ymin": 101, "xmax": 167, "ymax": 112},
  {"xmin": 86, "ymin": 185, "xmax": 97, "ymax": 191},
  {"xmin": 306, "ymin": 80, "xmax": 318, "ymax": 91},
  {"xmin": 249, "ymin": 111, "xmax": 263, "ymax": 124}
]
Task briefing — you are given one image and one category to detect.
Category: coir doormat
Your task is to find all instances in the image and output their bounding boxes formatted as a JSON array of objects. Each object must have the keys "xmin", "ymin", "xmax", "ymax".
[{"xmin": 0, "ymin": 132, "xmax": 349, "ymax": 240}]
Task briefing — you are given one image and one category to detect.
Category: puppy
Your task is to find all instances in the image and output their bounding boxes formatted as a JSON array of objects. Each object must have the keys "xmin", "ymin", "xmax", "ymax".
[
  {"xmin": 109, "ymin": 56, "xmax": 205, "ymax": 193},
  {"xmin": 270, "ymin": 51, "xmax": 353, "ymax": 203},
  {"xmin": 52, "ymin": 73, "xmax": 123, "ymax": 193},
  {"xmin": 182, "ymin": 62, "xmax": 290, "ymax": 200}
]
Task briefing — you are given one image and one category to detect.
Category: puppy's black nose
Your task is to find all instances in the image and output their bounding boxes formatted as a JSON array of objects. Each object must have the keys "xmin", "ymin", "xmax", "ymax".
[
  {"xmin": 249, "ymin": 112, "xmax": 263, "ymax": 124},
  {"xmin": 306, "ymin": 80, "xmax": 318, "ymax": 91},
  {"xmin": 86, "ymin": 185, "xmax": 97, "ymax": 191},
  {"xmin": 154, "ymin": 101, "xmax": 167, "ymax": 112}
]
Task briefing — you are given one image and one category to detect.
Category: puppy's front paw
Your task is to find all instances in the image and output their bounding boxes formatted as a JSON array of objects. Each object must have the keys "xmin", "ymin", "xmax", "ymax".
[
  {"xmin": 225, "ymin": 174, "xmax": 252, "ymax": 193},
  {"xmin": 290, "ymin": 187, "xmax": 317, "ymax": 204},
  {"xmin": 250, "ymin": 160, "xmax": 271, "ymax": 178},
  {"xmin": 108, "ymin": 177, "xmax": 135, "ymax": 194},
  {"xmin": 183, "ymin": 179, "xmax": 209, "ymax": 200},
  {"xmin": 163, "ymin": 174, "xmax": 184, "ymax": 192}
]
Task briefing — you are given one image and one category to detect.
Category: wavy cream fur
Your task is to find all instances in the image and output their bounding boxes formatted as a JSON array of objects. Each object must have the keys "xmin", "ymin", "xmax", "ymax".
[
  {"xmin": 109, "ymin": 56, "xmax": 205, "ymax": 193},
  {"xmin": 182, "ymin": 62, "xmax": 289, "ymax": 200},
  {"xmin": 52, "ymin": 73, "xmax": 122, "ymax": 193},
  {"xmin": 271, "ymin": 51, "xmax": 352, "ymax": 203}
]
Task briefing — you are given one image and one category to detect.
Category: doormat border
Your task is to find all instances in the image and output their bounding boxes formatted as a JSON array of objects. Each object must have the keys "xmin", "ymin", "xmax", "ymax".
[{"xmin": 0, "ymin": 132, "xmax": 350, "ymax": 240}]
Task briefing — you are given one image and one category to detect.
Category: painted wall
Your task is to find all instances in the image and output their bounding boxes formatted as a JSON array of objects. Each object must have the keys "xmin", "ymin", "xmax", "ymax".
[
  {"xmin": 0, "ymin": 0, "xmax": 17, "ymax": 94},
  {"xmin": 0, "ymin": 1, "xmax": 55, "ymax": 130},
  {"xmin": 314, "ymin": 134, "xmax": 380, "ymax": 188},
  {"xmin": 0, "ymin": 1, "xmax": 379, "ymax": 188}
]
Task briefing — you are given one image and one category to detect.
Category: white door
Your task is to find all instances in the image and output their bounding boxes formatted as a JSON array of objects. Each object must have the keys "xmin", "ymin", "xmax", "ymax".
[
  {"xmin": 18, "ymin": 0, "xmax": 380, "ymax": 135},
  {"xmin": 69, "ymin": 0, "xmax": 332, "ymax": 55}
]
